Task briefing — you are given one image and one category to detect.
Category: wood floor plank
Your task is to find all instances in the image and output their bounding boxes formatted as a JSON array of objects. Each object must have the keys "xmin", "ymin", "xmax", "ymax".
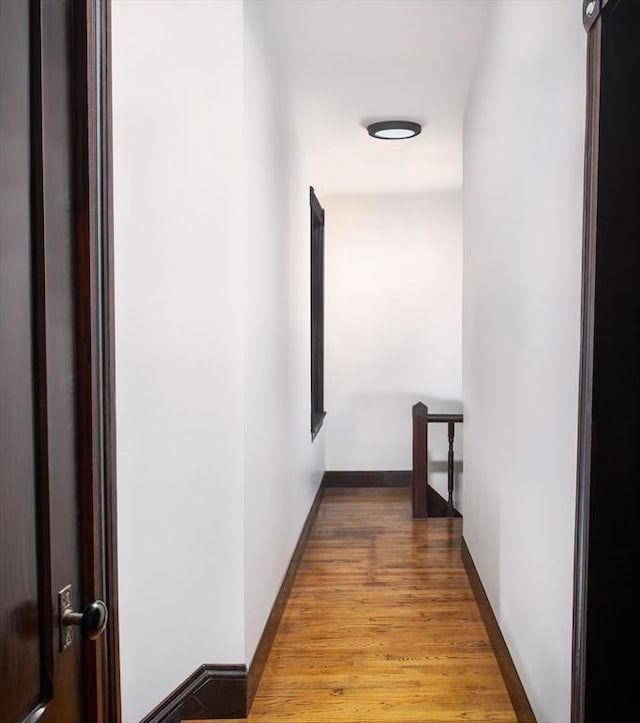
[{"xmin": 196, "ymin": 487, "xmax": 516, "ymax": 722}]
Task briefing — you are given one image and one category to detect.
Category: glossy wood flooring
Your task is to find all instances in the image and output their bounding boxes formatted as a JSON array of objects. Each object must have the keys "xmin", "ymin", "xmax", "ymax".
[{"xmin": 203, "ymin": 487, "xmax": 516, "ymax": 722}]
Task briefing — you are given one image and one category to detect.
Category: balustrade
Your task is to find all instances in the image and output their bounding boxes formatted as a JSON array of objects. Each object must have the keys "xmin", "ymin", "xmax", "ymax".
[{"xmin": 411, "ymin": 402, "xmax": 463, "ymax": 518}]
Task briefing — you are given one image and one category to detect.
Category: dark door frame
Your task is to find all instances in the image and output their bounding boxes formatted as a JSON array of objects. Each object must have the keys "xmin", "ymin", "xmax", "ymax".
[
  {"xmin": 70, "ymin": 0, "xmax": 640, "ymax": 720},
  {"xmin": 572, "ymin": 1, "xmax": 638, "ymax": 721},
  {"xmin": 74, "ymin": 0, "xmax": 120, "ymax": 720}
]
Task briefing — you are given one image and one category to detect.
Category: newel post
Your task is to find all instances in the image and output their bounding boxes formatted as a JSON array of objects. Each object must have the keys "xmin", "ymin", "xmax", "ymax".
[{"xmin": 412, "ymin": 402, "xmax": 429, "ymax": 518}]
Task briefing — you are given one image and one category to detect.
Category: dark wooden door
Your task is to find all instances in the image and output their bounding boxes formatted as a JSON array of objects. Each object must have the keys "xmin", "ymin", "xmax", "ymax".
[
  {"xmin": 0, "ymin": 1, "xmax": 117, "ymax": 721},
  {"xmin": 573, "ymin": 0, "xmax": 640, "ymax": 720}
]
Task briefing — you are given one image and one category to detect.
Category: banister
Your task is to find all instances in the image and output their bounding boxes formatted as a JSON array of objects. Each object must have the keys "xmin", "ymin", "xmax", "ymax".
[
  {"xmin": 411, "ymin": 403, "xmax": 463, "ymax": 519},
  {"xmin": 426, "ymin": 413, "xmax": 463, "ymax": 424}
]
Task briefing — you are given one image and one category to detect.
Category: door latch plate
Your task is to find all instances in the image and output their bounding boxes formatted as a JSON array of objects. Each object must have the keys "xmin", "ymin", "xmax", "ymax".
[{"xmin": 58, "ymin": 585, "xmax": 73, "ymax": 651}]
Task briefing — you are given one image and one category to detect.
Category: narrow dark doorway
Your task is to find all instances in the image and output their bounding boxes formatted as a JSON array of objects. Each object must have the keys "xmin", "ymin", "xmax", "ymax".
[{"xmin": 573, "ymin": 1, "xmax": 639, "ymax": 720}]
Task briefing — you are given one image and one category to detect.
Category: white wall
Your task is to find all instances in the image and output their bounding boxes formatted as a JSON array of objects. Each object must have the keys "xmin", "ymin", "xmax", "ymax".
[
  {"xmin": 242, "ymin": 6, "xmax": 325, "ymax": 665},
  {"xmin": 324, "ymin": 193, "xmax": 462, "ymax": 504},
  {"xmin": 462, "ymin": 2, "xmax": 585, "ymax": 721},
  {"xmin": 112, "ymin": 2, "xmax": 247, "ymax": 720},
  {"xmin": 113, "ymin": 2, "xmax": 325, "ymax": 720}
]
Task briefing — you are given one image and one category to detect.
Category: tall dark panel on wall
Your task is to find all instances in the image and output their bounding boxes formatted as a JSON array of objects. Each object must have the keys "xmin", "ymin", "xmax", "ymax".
[
  {"xmin": 574, "ymin": 1, "xmax": 640, "ymax": 721},
  {"xmin": 310, "ymin": 187, "xmax": 326, "ymax": 439}
]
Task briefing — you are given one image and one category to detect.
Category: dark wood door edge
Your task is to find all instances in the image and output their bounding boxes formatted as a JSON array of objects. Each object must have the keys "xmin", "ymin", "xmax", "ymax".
[
  {"xmin": 572, "ymin": 14, "xmax": 601, "ymax": 723},
  {"xmin": 322, "ymin": 470, "xmax": 411, "ymax": 487},
  {"xmin": 139, "ymin": 482, "xmax": 325, "ymax": 721},
  {"xmin": 461, "ymin": 538, "xmax": 537, "ymax": 723},
  {"xmin": 73, "ymin": 0, "xmax": 120, "ymax": 719},
  {"xmin": 572, "ymin": 1, "xmax": 639, "ymax": 719},
  {"xmin": 97, "ymin": 0, "xmax": 121, "ymax": 718}
]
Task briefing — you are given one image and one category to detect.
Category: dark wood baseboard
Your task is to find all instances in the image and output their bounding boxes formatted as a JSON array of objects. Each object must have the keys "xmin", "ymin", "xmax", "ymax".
[
  {"xmin": 140, "ymin": 482, "xmax": 325, "ymax": 722},
  {"xmin": 426, "ymin": 484, "xmax": 462, "ymax": 518},
  {"xmin": 322, "ymin": 471, "xmax": 461, "ymax": 517},
  {"xmin": 461, "ymin": 538, "xmax": 536, "ymax": 723},
  {"xmin": 246, "ymin": 481, "xmax": 325, "ymax": 708},
  {"xmin": 140, "ymin": 664, "xmax": 247, "ymax": 722},
  {"xmin": 322, "ymin": 470, "xmax": 411, "ymax": 487}
]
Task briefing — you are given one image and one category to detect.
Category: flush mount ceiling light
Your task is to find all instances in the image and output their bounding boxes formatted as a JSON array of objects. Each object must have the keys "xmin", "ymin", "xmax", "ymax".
[{"xmin": 367, "ymin": 120, "xmax": 422, "ymax": 140}]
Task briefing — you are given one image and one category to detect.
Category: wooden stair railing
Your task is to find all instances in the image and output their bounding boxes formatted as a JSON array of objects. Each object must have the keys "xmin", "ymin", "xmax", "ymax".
[{"xmin": 412, "ymin": 402, "xmax": 463, "ymax": 519}]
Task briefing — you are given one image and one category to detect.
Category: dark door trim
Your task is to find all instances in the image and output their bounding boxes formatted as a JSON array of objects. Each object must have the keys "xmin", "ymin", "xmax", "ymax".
[
  {"xmin": 73, "ymin": 1, "xmax": 120, "ymax": 720},
  {"xmin": 572, "ymin": 6, "xmax": 601, "ymax": 720},
  {"xmin": 572, "ymin": 1, "xmax": 638, "ymax": 720}
]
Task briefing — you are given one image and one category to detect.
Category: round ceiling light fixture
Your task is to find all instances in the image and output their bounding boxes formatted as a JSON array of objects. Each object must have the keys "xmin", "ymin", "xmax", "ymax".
[{"xmin": 367, "ymin": 120, "xmax": 422, "ymax": 140}]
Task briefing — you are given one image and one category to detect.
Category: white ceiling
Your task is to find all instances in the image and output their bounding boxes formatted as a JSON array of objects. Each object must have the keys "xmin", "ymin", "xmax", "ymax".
[{"xmin": 248, "ymin": 0, "xmax": 490, "ymax": 196}]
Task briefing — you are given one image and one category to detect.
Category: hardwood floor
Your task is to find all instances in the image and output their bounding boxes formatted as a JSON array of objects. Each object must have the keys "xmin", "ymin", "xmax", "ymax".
[{"xmin": 201, "ymin": 487, "xmax": 517, "ymax": 722}]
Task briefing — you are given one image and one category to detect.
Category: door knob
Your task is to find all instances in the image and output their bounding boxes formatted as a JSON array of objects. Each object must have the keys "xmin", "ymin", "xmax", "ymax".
[
  {"xmin": 58, "ymin": 585, "xmax": 108, "ymax": 649},
  {"xmin": 63, "ymin": 599, "xmax": 108, "ymax": 640}
]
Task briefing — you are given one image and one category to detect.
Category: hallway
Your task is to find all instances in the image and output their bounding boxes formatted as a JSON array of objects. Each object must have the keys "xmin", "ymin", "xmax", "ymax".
[
  {"xmin": 208, "ymin": 488, "xmax": 516, "ymax": 722},
  {"xmin": 111, "ymin": 3, "xmax": 586, "ymax": 719}
]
